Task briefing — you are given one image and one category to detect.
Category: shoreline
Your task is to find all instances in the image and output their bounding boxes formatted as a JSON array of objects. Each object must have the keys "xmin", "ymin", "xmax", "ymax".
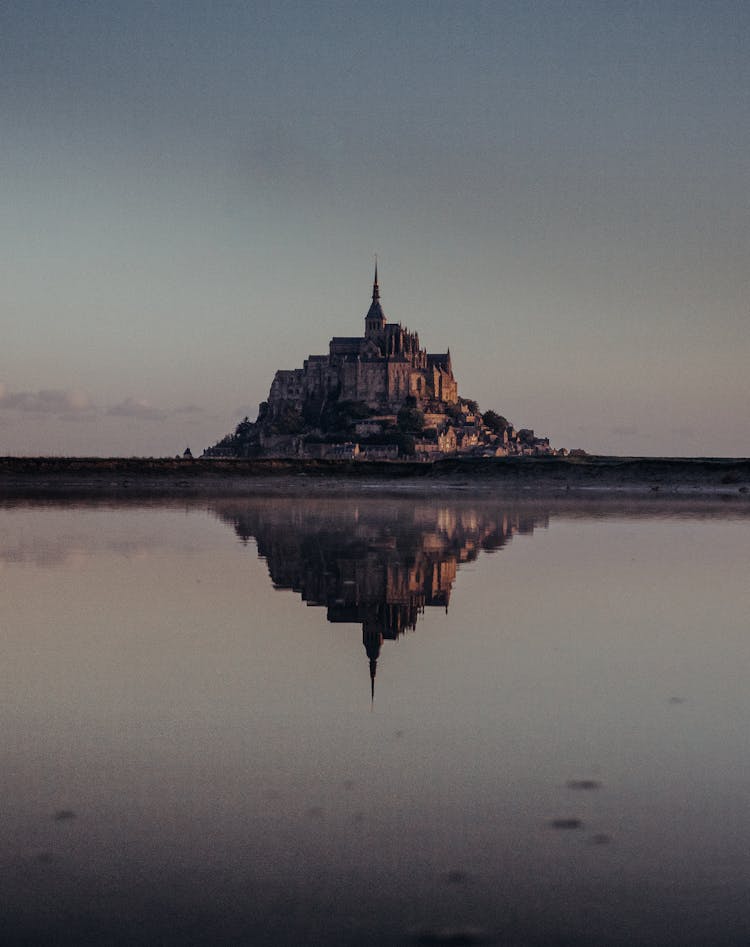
[{"xmin": 1, "ymin": 455, "xmax": 749, "ymax": 499}]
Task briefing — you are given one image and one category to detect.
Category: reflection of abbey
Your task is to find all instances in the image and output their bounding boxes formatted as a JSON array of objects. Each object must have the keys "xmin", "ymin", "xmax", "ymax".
[
  {"xmin": 205, "ymin": 267, "xmax": 560, "ymax": 460},
  {"xmin": 213, "ymin": 500, "xmax": 547, "ymax": 700}
]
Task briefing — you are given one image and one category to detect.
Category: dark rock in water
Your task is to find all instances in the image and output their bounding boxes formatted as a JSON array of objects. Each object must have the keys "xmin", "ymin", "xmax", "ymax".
[
  {"xmin": 550, "ymin": 818, "xmax": 583, "ymax": 830},
  {"xmin": 567, "ymin": 779, "xmax": 601, "ymax": 790},
  {"xmin": 34, "ymin": 851, "xmax": 60, "ymax": 863},
  {"xmin": 444, "ymin": 869, "xmax": 469, "ymax": 885},
  {"xmin": 52, "ymin": 809, "xmax": 76, "ymax": 822}
]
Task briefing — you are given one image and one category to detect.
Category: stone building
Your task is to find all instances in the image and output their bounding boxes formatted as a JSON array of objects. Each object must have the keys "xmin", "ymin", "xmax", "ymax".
[{"xmin": 265, "ymin": 265, "xmax": 458, "ymax": 422}]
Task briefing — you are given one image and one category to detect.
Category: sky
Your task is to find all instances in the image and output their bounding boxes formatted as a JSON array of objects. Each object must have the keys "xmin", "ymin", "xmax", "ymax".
[{"xmin": 1, "ymin": 0, "xmax": 747, "ymax": 457}]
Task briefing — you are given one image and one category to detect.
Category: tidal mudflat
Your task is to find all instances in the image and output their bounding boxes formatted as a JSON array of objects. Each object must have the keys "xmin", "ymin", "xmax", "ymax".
[
  {"xmin": 1, "ymin": 497, "xmax": 749, "ymax": 945},
  {"xmin": 1, "ymin": 455, "xmax": 750, "ymax": 498}
]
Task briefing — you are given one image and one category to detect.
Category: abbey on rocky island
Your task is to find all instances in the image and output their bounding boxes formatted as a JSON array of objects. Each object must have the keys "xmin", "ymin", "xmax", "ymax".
[{"xmin": 205, "ymin": 267, "xmax": 561, "ymax": 460}]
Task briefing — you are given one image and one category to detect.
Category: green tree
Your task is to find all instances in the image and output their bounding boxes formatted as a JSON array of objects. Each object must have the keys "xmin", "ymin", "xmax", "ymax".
[
  {"xmin": 272, "ymin": 405, "xmax": 304, "ymax": 435},
  {"xmin": 397, "ymin": 397, "xmax": 424, "ymax": 434},
  {"xmin": 482, "ymin": 410, "xmax": 509, "ymax": 434},
  {"xmin": 320, "ymin": 399, "xmax": 372, "ymax": 433},
  {"xmin": 395, "ymin": 433, "xmax": 416, "ymax": 456}
]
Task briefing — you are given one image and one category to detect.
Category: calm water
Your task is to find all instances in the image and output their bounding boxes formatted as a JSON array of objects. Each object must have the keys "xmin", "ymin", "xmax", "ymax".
[{"xmin": 2, "ymin": 497, "xmax": 750, "ymax": 946}]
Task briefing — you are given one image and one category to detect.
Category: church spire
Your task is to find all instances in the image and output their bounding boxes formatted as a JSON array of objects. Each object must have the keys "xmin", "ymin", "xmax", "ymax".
[{"xmin": 364, "ymin": 256, "xmax": 386, "ymax": 338}]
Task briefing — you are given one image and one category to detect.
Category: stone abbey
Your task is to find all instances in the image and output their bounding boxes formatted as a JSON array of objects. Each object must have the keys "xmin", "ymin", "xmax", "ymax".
[
  {"xmin": 206, "ymin": 266, "xmax": 559, "ymax": 460},
  {"xmin": 268, "ymin": 263, "xmax": 458, "ymax": 417}
]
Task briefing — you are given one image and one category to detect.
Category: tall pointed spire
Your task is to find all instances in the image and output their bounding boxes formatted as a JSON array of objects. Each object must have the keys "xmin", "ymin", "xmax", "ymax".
[{"xmin": 365, "ymin": 255, "xmax": 386, "ymax": 338}]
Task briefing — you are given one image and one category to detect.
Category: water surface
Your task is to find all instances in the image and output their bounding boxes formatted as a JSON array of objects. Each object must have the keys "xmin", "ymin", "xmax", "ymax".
[{"xmin": 2, "ymin": 497, "xmax": 749, "ymax": 945}]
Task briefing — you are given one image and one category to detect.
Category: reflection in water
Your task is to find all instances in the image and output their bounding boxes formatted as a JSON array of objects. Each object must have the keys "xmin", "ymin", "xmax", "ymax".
[
  {"xmin": 214, "ymin": 501, "xmax": 547, "ymax": 700},
  {"xmin": 2, "ymin": 498, "xmax": 750, "ymax": 945}
]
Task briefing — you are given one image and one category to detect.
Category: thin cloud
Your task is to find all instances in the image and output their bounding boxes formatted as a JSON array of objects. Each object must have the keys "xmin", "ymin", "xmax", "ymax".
[
  {"xmin": 236, "ymin": 120, "xmax": 334, "ymax": 193},
  {"xmin": 106, "ymin": 398, "xmax": 167, "ymax": 421},
  {"xmin": 0, "ymin": 384, "xmax": 96, "ymax": 416},
  {"xmin": 0, "ymin": 384, "xmax": 197, "ymax": 423}
]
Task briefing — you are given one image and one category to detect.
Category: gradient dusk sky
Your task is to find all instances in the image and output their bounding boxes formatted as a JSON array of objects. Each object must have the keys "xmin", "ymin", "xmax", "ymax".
[{"xmin": 1, "ymin": 1, "xmax": 747, "ymax": 456}]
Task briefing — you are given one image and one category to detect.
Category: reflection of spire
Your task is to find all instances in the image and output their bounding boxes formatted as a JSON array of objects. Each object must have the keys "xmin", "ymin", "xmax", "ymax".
[{"xmin": 363, "ymin": 623, "xmax": 383, "ymax": 707}]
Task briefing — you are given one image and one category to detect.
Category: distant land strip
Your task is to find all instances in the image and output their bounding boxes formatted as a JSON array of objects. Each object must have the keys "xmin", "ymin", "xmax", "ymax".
[{"xmin": 0, "ymin": 456, "xmax": 749, "ymax": 498}]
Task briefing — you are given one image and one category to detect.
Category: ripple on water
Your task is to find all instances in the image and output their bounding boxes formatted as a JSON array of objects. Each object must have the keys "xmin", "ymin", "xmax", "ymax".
[
  {"xmin": 411, "ymin": 926, "xmax": 491, "ymax": 945},
  {"xmin": 566, "ymin": 779, "xmax": 601, "ymax": 790},
  {"xmin": 52, "ymin": 810, "xmax": 76, "ymax": 822}
]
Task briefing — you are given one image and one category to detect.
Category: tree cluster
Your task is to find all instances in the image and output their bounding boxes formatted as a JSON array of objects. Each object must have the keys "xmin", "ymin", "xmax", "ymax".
[
  {"xmin": 482, "ymin": 410, "xmax": 509, "ymax": 434},
  {"xmin": 396, "ymin": 396, "xmax": 425, "ymax": 434}
]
